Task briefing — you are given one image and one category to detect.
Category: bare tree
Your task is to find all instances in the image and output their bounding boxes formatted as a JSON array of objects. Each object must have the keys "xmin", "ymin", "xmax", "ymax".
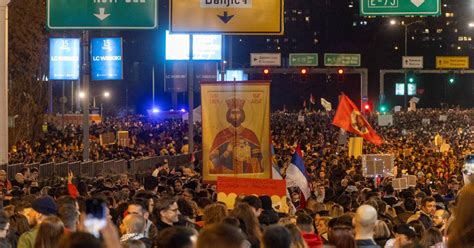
[{"xmin": 8, "ymin": 0, "xmax": 49, "ymax": 145}]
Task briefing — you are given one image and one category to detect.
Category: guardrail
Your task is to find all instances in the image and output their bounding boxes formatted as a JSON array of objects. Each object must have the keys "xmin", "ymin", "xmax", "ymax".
[{"xmin": 2, "ymin": 152, "xmax": 201, "ymax": 181}]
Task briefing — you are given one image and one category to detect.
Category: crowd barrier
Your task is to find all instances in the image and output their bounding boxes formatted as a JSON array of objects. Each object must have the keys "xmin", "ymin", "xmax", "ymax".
[{"xmin": 2, "ymin": 152, "xmax": 201, "ymax": 181}]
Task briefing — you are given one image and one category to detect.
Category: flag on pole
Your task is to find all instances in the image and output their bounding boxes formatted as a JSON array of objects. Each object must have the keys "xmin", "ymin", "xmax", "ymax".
[
  {"xmin": 332, "ymin": 94, "xmax": 383, "ymax": 146},
  {"xmin": 309, "ymin": 94, "xmax": 315, "ymax": 105},
  {"xmin": 286, "ymin": 146, "xmax": 311, "ymax": 209},
  {"xmin": 271, "ymin": 144, "xmax": 282, "ymax": 180},
  {"xmin": 321, "ymin": 98, "xmax": 332, "ymax": 111}
]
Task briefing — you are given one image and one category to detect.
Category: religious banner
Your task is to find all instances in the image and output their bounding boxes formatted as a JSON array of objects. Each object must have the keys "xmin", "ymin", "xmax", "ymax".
[
  {"xmin": 217, "ymin": 176, "xmax": 288, "ymax": 213},
  {"xmin": 201, "ymin": 81, "xmax": 271, "ymax": 181}
]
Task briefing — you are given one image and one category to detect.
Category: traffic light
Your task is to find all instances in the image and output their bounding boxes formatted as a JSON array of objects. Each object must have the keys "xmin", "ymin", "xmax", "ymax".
[
  {"xmin": 448, "ymin": 71, "xmax": 455, "ymax": 84},
  {"xmin": 407, "ymin": 71, "xmax": 415, "ymax": 84},
  {"xmin": 364, "ymin": 103, "xmax": 370, "ymax": 111},
  {"xmin": 300, "ymin": 68, "xmax": 308, "ymax": 82},
  {"xmin": 263, "ymin": 68, "xmax": 271, "ymax": 80},
  {"xmin": 337, "ymin": 68, "xmax": 344, "ymax": 82},
  {"xmin": 379, "ymin": 105, "xmax": 388, "ymax": 113}
]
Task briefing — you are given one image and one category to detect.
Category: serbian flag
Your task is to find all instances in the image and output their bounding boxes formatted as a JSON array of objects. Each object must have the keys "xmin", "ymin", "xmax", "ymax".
[
  {"xmin": 309, "ymin": 93, "xmax": 316, "ymax": 105},
  {"xmin": 286, "ymin": 146, "xmax": 311, "ymax": 209},
  {"xmin": 332, "ymin": 94, "xmax": 383, "ymax": 146}
]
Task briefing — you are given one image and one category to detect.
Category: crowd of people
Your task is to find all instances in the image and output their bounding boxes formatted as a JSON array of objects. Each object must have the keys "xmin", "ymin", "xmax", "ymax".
[
  {"xmin": 0, "ymin": 108, "xmax": 472, "ymax": 248},
  {"xmin": 8, "ymin": 116, "xmax": 200, "ymax": 164}
]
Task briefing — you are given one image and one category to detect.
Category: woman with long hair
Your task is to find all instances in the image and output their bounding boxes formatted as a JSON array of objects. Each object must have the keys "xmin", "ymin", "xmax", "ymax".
[
  {"xmin": 448, "ymin": 183, "xmax": 474, "ymax": 248},
  {"xmin": 203, "ymin": 203, "xmax": 227, "ymax": 227},
  {"xmin": 230, "ymin": 203, "xmax": 262, "ymax": 248},
  {"xmin": 284, "ymin": 224, "xmax": 308, "ymax": 248},
  {"xmin": 34, "ymin": 216, "xmax": 65, "ymax": 248}
]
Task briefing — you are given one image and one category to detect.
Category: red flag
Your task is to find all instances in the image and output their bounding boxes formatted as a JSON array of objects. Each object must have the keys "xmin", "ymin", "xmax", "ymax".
[
  {"xmin": 309, "ymin": 93, "xmax": 315, "ymax": 105},
  {"xmin": 332, "ymin": 94, "xmax": 383, "ymax": 146}
]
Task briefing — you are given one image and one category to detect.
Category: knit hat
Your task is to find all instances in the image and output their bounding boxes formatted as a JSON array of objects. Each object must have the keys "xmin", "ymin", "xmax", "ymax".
[{"xmin": 32, "ymin": 196, "xmax": 57, "ymax": 216}]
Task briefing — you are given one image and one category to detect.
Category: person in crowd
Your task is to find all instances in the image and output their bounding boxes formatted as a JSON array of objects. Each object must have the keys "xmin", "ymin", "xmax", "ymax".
[
  {"xmin": 419, "ymin": 228, "xmax": 443, "ymax": 248},
  {"xmin": 57, "ymin": 200, "xmax": 79, "ymax": 234},
  {"xmin": 396, "ymin": 197, "xmax": 417, "ymax": 225},
  {"xmin": 241, "ymin": 195, "xmax": 263, "ymax": 218},
  {"xmin": 122, "ymin": 240, "xmax": 146, "ymax": 248},
  {"xmin": 315, "ymin": 216, "xmax": 330, "ymax": 244},
  {"xmin": 33, "ymin": 216, "xmax": 64, "ymax": 248},
  {"xmin": 284, "ymin": 224, "xmax": 309, "ymax": 248},
  {"xmin": 262, "ymin": 225, "xmax": 292, "ymax": 248},
  {"xmin": 418, "ymin": 197, "xmax": 436, "ymax": 230},
  {"xmin": 296, "ymin": 213, "xmax": 323, "ymax": 248},
  {"xmin": 258, "ymin": 195, "xmax": 279, "ymax": 227},
  {"xmin": 201, "ymin": 203, "xmax": 227, "ymax": 227},
  {"xmin": 17, "ymin": 196, "xmax": 57, "ymax": 248},
  {"xmin": 127, "ymin": 200, "xmax": 158, "ymax": 242},
  {"xmin": 11, "ymin": 173, "xmax": 25, "ymax": 189},
  {"xmin": 447, "ymin": 183, "xmax": 474, "ymax": 248},
  {"xmin": 153, "ymin": 197, "xmax": 180, "ymax": 231},
  {"xmin": 354, "ymin": 205, "xmax": 379, "ymax": 247},
  {"xmin": 119, "ymin": 214, "xmax": 151, "ymax": 247},
  {"xmin": 155, "ymin": 226, "xmax": 197, "ymax": 248},
  {"xmin": 329, "ymin": 228, "xmax": 356, "ymax": 248},
  {"xmin": 57, "ymin": 232, "xmax": 102, "ymax": 248},
  {"xmin": 373, "ymin": 220, "xmax": 391, "ymax": 247},
  {"xmin": 432, "ymin": 209, "xmax": 449, "ymax": 235},
  {"xmin": 391, "ymin": 224, "xmax": 418, "ymax": 248},
  {"xmin": 197, "ymin": 223, "xmax": 246, "ymax": 248},
  {"xmin": 230, "ymin": 203, "xmax": 262, "ymax": 248}
]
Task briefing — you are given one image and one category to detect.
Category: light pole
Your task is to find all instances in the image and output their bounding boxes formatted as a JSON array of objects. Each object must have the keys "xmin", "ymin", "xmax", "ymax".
[
  {"xmin": 391, "ymin": 19, "xmax": 422, "ymax": 110},
  {"xmin": 79, "ymin": 91, "xmax": 110, "ymax": 116}
]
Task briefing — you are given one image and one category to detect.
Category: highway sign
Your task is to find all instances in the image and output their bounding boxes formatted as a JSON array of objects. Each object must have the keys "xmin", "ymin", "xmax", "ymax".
[
  {"xmin": 402, "ymin": 56, "xmax": 423, "ymax": 69},
  {"xmin": 250, "ymin": 53, "xmax": 281, "ymax": 66},
  {"xmin": 170, "ymin": 0, "xmax": 283, "ymax": 34},
  {"xmin": 360, "ymin": 0, "xmax": 441, "ymax": 16},
  {"xmin": 289, "ymin": 53, "xmax": 318, "ymax": 67},
  {"xmin": 324, "ymin": 53, "xmax": 361, "ymax": 67},
  {"xmin": 436, "ymin": 56, "xmax": 469, "ymax": 69},
  {"xmin": 47, "ymin": 0, "xmax": 157, "ymax": 29}
]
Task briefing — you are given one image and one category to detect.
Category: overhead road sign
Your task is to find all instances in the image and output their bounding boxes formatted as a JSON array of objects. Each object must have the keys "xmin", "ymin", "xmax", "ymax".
[
  {"xmin": 360, "ymin": 0, "xmax": 441, "ymax": 16},
  {"xmin": 251, "ymin": 53, "xmax": 281, "ymax": 66},
  {"xmin": 47, "ymin": 0, "xmax": 158, "ymax": 29},
  {"xmin": 289, "ymin": 53, "xmax": 318, "ymax": 67},
  {"xmin": 436, "ymin": 56, "xmax": 469, "ymax": 69},
  {"xmin": 402, "ymin": 56, "xmax": 423, "ymax": 69},
  {"xmin": 324, "ymin": 53, "xmax": 361, "ymax": 67},
  {"xmin": 170, "ymin": 0, "xmax": 283, "ymax": 34}
]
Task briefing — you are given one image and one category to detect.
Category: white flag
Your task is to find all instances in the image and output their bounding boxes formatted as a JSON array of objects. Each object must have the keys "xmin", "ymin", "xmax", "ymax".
[{"xmin": 320, "ymin": 98, "xmax": 332, "ymax": 111}]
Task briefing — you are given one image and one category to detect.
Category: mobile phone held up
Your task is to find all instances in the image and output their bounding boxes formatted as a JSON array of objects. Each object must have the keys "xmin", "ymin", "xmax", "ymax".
[{"xmin": 84, "ymin": 198, "xmax": 107, "ymax": 238}]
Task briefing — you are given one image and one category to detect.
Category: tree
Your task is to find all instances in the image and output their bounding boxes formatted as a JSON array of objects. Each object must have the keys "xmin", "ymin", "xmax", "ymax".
[{"xmin": 8, "ymin": 0, "xmax": 49, "ymax": 145}]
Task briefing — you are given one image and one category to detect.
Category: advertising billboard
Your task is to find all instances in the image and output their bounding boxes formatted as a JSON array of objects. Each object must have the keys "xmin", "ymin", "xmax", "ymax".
[
  {"xmin": 165, "ymin": 31, "xmax": 222, "ymax": 60},
  {"xmin": 90, "ymin": 38, "xmax": 123, "ymax": 81},
  {"xmin": 49, "ymin": 38, "xmax": 81, "ymax": 80}
]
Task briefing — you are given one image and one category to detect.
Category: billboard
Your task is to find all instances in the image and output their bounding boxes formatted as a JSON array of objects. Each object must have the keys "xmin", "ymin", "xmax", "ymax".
[
  {"xmin": 165, "ymin": 31, "xmax": 222, "ymax": 60},
  {"xmin": 90, "ymin": 38, "xmax": 123, "ymax": 81},
  {"xmin": 193, "ymin": 34, "xmax": 222, "ymax": 60},
  {"xmin": 165, "ymin": 31, "xmax": 190, "ymax": 60},
  {"xmin": 49, "ymin": 38, "xmax": 81, "ymax": 80}
]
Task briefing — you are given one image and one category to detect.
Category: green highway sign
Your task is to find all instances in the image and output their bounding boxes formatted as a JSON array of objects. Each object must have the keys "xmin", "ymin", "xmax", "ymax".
[
  {"xmin": 47, "ymin": 0, "xmax": 157, "ymax": 29},
  {"xmin": 324, "ymin": 53, "xmax": 361, "ymax": 67},
  {"xmin": 289, "ymin": 53, "xmax": 318, "ymax": 67},
  {"xmin": 360, "ymin": 0, "xmax": 441, "ymax": 16}
]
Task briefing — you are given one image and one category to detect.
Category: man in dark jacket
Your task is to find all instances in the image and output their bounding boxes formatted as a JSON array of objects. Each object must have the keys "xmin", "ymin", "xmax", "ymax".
[{"xmin": 418, "ymin": 196, "xmax": 436, "ymax": 229}]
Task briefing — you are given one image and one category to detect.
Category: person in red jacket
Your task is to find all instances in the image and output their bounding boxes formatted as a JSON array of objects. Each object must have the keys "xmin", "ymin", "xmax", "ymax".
[{"xmin": 297, "ymin": 213, "xmax": 323, "ymax": 248}]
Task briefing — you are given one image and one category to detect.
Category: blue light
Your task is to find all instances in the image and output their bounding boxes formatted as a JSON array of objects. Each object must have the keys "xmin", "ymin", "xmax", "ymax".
[
  {"xmin": 152, "ymin": 108, "xmax": 160, "ymax": 113},
  {"xmin": 180, "ymin": 108, "xmax": 186, "ymax": 112}
]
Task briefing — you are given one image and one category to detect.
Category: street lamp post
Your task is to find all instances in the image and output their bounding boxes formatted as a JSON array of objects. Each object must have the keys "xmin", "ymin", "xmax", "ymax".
[
  {"xmin": 391, "ymin": 20, "xmax": 422, "ymax": 110},
  {"xmin": 80, "ymin": 91, "xmax": 110, "ymax": 116}
]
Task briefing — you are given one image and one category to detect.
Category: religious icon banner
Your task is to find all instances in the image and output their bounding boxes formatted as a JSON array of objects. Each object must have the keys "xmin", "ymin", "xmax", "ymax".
[{"xmin": 201, "ymin": 81, "xmax": 271, "ymax": 182}]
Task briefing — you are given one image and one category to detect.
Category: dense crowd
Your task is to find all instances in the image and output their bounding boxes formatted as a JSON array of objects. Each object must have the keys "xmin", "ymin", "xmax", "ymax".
[
  {"xmin": 0, "ymin": 108, "xmax": 472, "ymax": 248},
  {"xmin": 8, "ymin": 116, "xmax": 201, "ymax": 164}
]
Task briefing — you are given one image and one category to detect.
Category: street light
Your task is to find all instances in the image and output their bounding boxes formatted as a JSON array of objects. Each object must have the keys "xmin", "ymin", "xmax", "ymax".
[
  {"xmin": 391, "ymin": 19, "xmax": 423, "ymax": 110},
  {"xmin": 469, "ymin": 22, "xmax": 474, "ymax": 28},
  {"xmin": 78, "ymin": 91, "xmax": 86, "ymax": 99}
]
